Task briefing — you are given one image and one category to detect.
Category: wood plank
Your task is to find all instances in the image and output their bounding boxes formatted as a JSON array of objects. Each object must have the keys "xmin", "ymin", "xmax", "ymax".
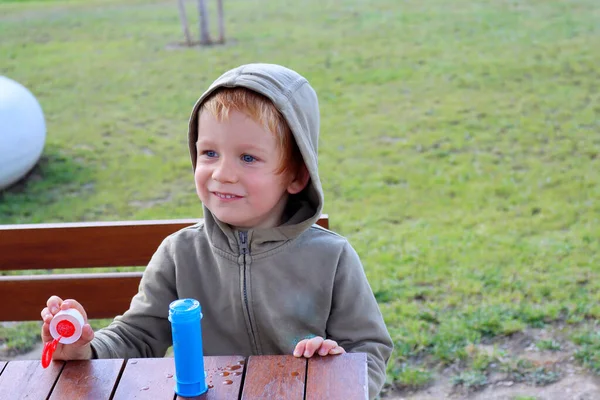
[
  {"xmin": 114, "ymin": 356, "xmax": 245, "ymax": 400},
  {"xmin": 49, "ymin": 359, "xmax": 125, "ymax": 400},
  {"xmin": 0, "ymin": 219, "xmax": 200, "ymax": 271},
  {"xmin": 305, "ymin": 353, "xmax": 368, "ymax": 400},
  {"xmin": 0, "ymin": 272, "xmax": 142, "ymax": 321},
  {"xmin": 0, "ymin": 360, "xmax": 64, "ymax": 400},
  {"xmin": 0, "ymin": 216, "xmax": 328, "ymax": 271},
  {"xmin": 176, "ymin": 355, "xmax": 245, "ymax": 400},
  {"xmin": 241, "ymin": 355, "xmax": 306, "ymax": 400},
  {"xmin": 0, "ymin": 361, "xmax": 6, "ymax": 375},
  {"xmin": 111, "ymin": 358, "xmax": 176, "ymax": 400},
  {"xmin": 318, "ymin": 214, "xmax": 329, "ymax": 230}
]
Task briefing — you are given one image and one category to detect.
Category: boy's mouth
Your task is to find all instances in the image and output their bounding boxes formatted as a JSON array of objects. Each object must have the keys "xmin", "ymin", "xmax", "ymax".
[{"xmin": 212, "ymin": 191, "xmax": 242, "ymax": 200}]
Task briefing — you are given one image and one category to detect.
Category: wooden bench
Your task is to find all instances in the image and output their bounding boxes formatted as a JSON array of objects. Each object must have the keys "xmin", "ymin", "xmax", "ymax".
[{"xmin": 0, "ymin": 216, "xmax": 329, "ymax": 322}]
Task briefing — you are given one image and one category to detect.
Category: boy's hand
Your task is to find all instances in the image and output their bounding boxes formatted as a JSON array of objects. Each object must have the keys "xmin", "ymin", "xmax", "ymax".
[
  {"xmin": 293, "ymin": 336, "xmax": 346, "ymax": 358},
  {"xmin": 40, "ymin": 296, "xmax": 95, "ymax": 360}
]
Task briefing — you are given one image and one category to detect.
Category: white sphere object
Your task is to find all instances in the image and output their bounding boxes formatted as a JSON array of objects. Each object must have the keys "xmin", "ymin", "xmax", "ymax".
[{"xmin": 0, "ymin": 76, "xmax": 46, "ymax": 190}]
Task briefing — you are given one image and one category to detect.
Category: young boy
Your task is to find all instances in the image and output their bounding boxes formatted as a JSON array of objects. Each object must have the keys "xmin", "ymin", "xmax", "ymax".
[{"xmin": 41, "ymin": 63, "xmax": 393, "ymax": 399}]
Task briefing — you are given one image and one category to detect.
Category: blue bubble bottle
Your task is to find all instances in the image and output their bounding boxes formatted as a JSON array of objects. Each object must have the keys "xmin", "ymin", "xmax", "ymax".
[{"xmin": 169, "ymin": 298, "xmax": 208, "ymax": 397}]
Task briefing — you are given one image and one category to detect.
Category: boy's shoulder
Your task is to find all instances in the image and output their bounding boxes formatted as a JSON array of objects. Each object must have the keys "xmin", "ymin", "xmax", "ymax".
[
  {"xmin": 300, "ymin": 223, "xmax": 354, "ymax": 252},
  {"xmin": 307, "ymin": 223, "xmax": 344, "ymax": 239},
  {"xmin": 161, "ymin": 220, "xmax": 207, "ymax": 245}
]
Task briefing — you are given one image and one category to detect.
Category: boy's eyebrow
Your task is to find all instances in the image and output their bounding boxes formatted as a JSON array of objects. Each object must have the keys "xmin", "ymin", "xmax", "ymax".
[
  {"xmin": 196, "ymin": 138, "xmax": 213, "ymax": 146},
  {"xmin": 238, "ymin": 143, "xmax": 268, "ymax": 154},
  {"xmin": 196, "ymin": 139, "xmax": 268, "ymax": 154}
]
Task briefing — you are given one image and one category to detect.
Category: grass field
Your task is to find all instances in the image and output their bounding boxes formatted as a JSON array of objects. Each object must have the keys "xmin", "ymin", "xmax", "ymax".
[{"xmin": 1, "ymin": 0, "xmax": 599, "ymax": 394}]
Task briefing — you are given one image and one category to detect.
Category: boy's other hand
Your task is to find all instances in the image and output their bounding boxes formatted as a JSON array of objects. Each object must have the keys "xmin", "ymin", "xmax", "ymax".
[
  {"xmin": 40, "ymin": 296, "xmax": 94, "ymax": 360},
  {"xmin": 293, "ymin": 336, "xmax": 346, "ymax": 358}
]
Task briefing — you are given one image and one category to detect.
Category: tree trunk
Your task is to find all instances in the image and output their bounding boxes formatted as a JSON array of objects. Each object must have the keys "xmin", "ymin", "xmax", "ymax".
[
  {"xmin": 197, "ymin": 0, "xmax": 212, "ymax": 45},
  {"xmin": 176, "ymin": 0, "xmax": 192, "ymax": 46},
  {"xmin": 217, "ymin": 0, "xmax": 225, "ymax": 44}
]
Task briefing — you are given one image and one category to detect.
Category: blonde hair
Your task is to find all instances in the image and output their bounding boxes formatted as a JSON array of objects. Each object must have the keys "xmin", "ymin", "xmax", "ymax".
[{"xmin": 200, "ymin": 87, "xmax": 303, "ymax": 176}]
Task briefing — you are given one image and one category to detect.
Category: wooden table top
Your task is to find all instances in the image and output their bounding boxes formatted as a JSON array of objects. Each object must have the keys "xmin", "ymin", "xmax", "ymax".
[{"xmin": 0, "ymin": 353, "xmax": 367, "ymax": 399}]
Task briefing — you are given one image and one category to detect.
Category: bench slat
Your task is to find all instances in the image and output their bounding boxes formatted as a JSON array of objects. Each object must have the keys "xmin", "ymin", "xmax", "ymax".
[
  {"xmin": 49, "ymin": 359, "xmax": 124, "ymax": 400},
  {"xmin": 0, "ymin": 219, "xmax": 199, "ymax": 271},
  {"xmin": 305, "ymin": 353, "xmax": 368, "ymax": 400},
  {"xmin": 0, "ymin": 360, "xmax": 64, "ymax": 399},
  {"xmin": 112, "ymin": 358, "xmax": 176, "ymax": 400},
  {"xmin": 241, "ymin": 355, "xmax": 306, "ymax": 400},
  {"xmin": 176, "ymin": 355, "xmax": 246, "ymax": 400},
  {"xmin": 0, "ymin": 273, "xmax": 142, "ymax": 321},
  {"xmin": 113, "ymin": 356, "xmax": 245, "ymax": 400},
  {"xmin": 0, "ymin": 216, "xmax": 329, "ymax": 271}
]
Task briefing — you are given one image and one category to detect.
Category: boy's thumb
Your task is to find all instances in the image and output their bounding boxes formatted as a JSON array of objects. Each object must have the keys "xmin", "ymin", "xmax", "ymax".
[{"xmin": 78, "ymin": 324, "xmax": 95, "ymax": 344}]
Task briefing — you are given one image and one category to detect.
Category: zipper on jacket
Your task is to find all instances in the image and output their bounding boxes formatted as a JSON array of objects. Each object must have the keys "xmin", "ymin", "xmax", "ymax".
[{"xmin": 239, "ymin": 231, "xmax": 258, "ymax": 353}]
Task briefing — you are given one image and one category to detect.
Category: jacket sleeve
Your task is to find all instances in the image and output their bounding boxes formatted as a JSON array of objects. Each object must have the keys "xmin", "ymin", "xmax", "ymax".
[
  {"xmin": 91, "ymin": 236, "xmax": 177, "ymax": 359},
  {"xmin": 326, "ymin": 242, "xmax": 394, "ymax": 400}
]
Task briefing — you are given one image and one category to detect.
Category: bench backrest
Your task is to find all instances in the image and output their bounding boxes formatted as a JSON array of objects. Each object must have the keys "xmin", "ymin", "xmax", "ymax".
[{"xmin": 0, "ymin": 216, "xmax": 329, "ymax": 321}]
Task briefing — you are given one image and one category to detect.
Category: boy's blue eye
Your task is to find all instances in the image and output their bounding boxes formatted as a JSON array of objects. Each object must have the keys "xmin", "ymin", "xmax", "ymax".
[
  {"xmin": 242, "ymin": 154, "xmax": 256, "ymax": 163},
  {"xmin": 205, "ymin": 151, "xmax": 217, "ymax": 158}
]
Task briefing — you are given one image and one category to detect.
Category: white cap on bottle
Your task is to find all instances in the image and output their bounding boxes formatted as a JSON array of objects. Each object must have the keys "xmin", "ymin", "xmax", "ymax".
[{"xmin": 49, "ymin": 309, "xmax": 85, "ymax": 344}]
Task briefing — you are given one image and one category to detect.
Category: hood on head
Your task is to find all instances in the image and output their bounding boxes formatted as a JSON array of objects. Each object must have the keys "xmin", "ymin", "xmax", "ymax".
[{"xmin": 187, "ymin": 63, "xmax": 324, "ymax": 237}]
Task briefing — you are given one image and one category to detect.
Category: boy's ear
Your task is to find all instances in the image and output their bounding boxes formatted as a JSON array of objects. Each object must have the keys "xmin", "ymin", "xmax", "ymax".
[{"xmin": 287, "ymin": 164, "xmax": 310, "ymax": 195}]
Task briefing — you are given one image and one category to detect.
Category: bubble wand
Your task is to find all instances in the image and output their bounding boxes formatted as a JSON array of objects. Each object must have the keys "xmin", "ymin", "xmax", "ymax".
[{"xmin": 41, "ymin": 309, "xmax": 84, "ymax": 368}]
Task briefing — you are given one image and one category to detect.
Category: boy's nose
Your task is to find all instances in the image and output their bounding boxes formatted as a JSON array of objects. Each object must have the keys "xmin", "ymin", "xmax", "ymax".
[{"xmin": 212, "ymin": 159, "xmax": 238, "ymax": 183}]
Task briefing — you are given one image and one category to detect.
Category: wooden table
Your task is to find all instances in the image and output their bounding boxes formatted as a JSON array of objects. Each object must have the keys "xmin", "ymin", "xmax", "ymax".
[{"xmin": 0, "ymin": 353, "xmax": 367, "ymax": 399}]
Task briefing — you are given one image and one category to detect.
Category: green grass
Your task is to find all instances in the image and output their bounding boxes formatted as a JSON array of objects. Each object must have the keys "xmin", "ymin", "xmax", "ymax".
[
  {"xmin": 572, "ymin": 328, "xmax": 600, "ymax": 374},
  {"xmin": 452, "ymin": 370, "xmax": 488, "ymax": 391},
  {"xmin": 1, "ymin": 0, "xmax": 599, "ymax": 392},
  {"xmin": 500, "ymin": 358, "xmax": 561, "ymax": 386},
  {"xmin": 536, "ymin": 339, "xmax": 561, "ymax": 351},
  {"xmin": 0, "ymin": 322, "xmax": 41, "ymax": 355},
  {"xmin": 388, "ymin": 363, "xmax": 432, "ymax": 390}
]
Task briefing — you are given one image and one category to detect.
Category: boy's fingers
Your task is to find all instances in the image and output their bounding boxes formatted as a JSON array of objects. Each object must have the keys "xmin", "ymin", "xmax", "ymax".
[
  {"xmin": 41, "ymin": 322, "xmax": 53, "ymax": 343},
  {"xmin": 46, "ymin": 296, "xmax": 64, "ymax": 314},
  {"xmin": 303, "ymin": 336, "xmax": 324, "ymax": 358},
  {"xmin": 61, "ymin": 299, "xmax": 88, "ymax": 322},
  {"xmin": 318, "ymin": 339, "xmax": 338, "ymax": 356},
  {"xmin": 329, "ymin": 346, "xmax": 346, "ymax": 355},
  {"xmin": 74, "ymin": 324, "xmax": 94, "ymax": 346},
  {"xmin": 293, "ymin": 340, "xmax": 307, "ymax": 357},
  {"xmin": 41, "ymin": 307, "xmax": 53, "ymax": 323}
]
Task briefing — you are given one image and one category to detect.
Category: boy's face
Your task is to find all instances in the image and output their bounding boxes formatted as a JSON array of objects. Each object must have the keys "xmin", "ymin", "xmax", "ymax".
[{"xmin": 195, "ymin": 110, "xmax": 305, "ymax": 229}]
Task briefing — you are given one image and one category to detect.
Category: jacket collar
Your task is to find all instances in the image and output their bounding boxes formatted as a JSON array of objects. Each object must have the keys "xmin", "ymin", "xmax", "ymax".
[{"xmin": 202, "ymin": 194, "xmax": 317, "ymax": 256}]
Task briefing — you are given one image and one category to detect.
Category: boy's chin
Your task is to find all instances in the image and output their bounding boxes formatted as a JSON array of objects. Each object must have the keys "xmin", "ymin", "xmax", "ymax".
[{"xmin": 212, "ymin": 213, "xmax": 253, "ymax": 229}]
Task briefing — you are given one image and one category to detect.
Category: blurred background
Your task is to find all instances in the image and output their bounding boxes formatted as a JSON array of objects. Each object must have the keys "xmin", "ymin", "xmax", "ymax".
[{"xmin": 1, "ymin": 0, "xmax": 598, "ymax": 398}]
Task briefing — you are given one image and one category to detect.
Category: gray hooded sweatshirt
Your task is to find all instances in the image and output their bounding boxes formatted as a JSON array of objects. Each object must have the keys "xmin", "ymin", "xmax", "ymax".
[{"xmin": 91, "ymin": 64, "xmax": 393, "ymax": 399}]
